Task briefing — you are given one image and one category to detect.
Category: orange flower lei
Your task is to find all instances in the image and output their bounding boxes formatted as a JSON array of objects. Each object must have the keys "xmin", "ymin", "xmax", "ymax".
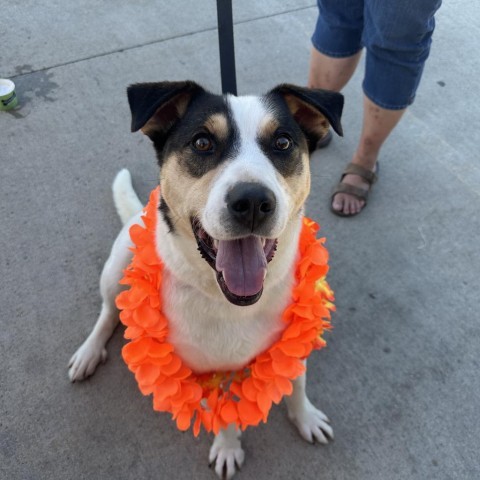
[{"xmin": 116, "ymin": 188, "xmax": 334, "ymax": 436}]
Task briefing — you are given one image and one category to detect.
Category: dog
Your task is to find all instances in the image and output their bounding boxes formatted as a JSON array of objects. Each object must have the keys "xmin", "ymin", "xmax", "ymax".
[{"xmin": 68, "ymin": 81, "xmax": 343, "ymax": 479}]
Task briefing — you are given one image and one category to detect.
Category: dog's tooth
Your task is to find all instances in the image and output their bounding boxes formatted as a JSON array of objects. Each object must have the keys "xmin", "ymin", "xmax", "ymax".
[
  {"xmin": 213, "ymin": 239, "xmax": 219, "ymax": 250},
  {"xmin": 261, "ymin": 238, "xmax": 266, "ymax": 247}
]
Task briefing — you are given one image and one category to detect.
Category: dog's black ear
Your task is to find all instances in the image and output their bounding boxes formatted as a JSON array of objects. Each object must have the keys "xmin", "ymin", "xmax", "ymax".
[
  {"xmin": 269, "ymin": 84, "xmax": 344, "ymax": 151},
  {"xmin": 127, "ymin": 81, "xmax": 205, "ymax": 141}
]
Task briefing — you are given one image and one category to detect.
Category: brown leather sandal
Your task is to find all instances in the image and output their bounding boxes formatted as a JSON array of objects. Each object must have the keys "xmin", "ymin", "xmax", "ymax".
[{"xmin": 331, "ymin": 162, "xmax": 378, "ymax": 217}]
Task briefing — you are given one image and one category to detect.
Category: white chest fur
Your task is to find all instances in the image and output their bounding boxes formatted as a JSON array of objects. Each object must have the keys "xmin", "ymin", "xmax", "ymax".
[
  {"xmin": 162, "ymin": 269, "xmax": 294, "ymax": 373},
  {"xmin": 155, "ymin": 192, "xmax": 303, "ymax": 374}
]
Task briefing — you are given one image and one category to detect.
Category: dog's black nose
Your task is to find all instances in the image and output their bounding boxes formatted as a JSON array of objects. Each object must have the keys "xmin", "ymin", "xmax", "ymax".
[{"xmin": 227, "ymin": 183, "xmax": 276, "ymax": 231}]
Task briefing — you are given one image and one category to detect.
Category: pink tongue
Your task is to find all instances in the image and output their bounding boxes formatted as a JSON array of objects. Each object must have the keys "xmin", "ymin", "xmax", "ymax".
[{"xmin": 216, "ymin": 236, "xmax": 267, "ymax": 297}]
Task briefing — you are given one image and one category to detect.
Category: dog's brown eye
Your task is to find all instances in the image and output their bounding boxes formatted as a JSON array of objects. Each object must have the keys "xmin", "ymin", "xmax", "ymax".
[
  {"xmin": 275, "ymin": 135, "xmax": 292, "ymax": 151},
  {"xmin": 192, "ymin": 135, "xmax": 213, "ymax": 152}
]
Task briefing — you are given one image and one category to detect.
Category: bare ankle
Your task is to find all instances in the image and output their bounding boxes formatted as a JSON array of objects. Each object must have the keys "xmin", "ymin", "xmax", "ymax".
[{"xmin": 351, "ymin": 151, "xmax": 378, "ymax": 171}]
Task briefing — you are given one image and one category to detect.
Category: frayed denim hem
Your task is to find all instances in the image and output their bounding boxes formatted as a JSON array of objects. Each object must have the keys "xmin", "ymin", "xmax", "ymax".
[
  {"xmin": 362, "ymin": 83, "xmax": 415, "ymax": 111},
  {"xmin": 311, "ymin": 37, "xmax": 363, "ymax": 59}
]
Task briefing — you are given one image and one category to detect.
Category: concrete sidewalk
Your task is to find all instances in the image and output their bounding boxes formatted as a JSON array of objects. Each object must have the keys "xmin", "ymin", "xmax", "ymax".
[{"xmin": 1, "ymin": 1, "xmax": 479, "ymax": 479}]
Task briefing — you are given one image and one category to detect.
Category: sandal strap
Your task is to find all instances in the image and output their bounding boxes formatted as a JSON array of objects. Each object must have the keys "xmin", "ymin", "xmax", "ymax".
[
  {"xmin": 332, "ymin": 182, "xmax": 370, "ymax": 202},
  {"xmin": 342, "ymin": 163, "xmax": 377, "ymax": 184}
]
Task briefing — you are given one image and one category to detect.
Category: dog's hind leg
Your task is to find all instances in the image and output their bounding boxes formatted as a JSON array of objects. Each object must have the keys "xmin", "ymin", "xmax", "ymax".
[
  {"xmin": 68, "ymin": 214, "xmax": 140, "ymax": 382},
  {"xmin": 209, "ymin": 424, "xmax": 245, "ymax": 480},
  {"xmin": 285, "ymin": 361, "xmax": 334, "ymax": 444}
]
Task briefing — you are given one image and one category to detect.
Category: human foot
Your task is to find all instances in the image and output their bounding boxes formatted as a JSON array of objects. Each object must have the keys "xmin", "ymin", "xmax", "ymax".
[{"xmin": 331, "ymin": 162, "xmax": 377, "ymax": 216}]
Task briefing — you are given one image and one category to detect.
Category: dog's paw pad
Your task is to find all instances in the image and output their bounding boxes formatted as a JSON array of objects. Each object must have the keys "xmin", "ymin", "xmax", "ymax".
[
  {"xmin": 68, "ymin": 341, "xmax": 107, "ymax": 382},
  {"xmin": 289, "ymin": 400, "xmax": 334, "ymax": 444},
  {"xmin": 209, "ymin": 432, "xmax": 245, "ymax": 480}
]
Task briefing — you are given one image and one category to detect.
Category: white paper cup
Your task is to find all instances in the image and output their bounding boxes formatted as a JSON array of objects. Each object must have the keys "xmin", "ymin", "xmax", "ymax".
[{"xmin": 0, "ymin": 79, "xmax": 18, "ymax": 111}]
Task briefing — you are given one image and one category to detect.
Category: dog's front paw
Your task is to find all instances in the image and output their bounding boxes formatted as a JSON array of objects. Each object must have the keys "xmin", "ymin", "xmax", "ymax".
[
  {"xmin": 68, "ymin": 339, "xmax": 107, "ymax": 382},
  {"xmin": 288, "ymin": 398, "xmax": 334, "ymax": 444},
  {"xmin": 209, "ymin": 426, "xmax": 245, "ymax": 480}
]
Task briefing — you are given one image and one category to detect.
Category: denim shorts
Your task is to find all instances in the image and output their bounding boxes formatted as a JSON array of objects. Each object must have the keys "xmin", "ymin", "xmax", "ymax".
[{"xmin": 311, "ymin": 0, "xmax": 442, "ymax": 109}]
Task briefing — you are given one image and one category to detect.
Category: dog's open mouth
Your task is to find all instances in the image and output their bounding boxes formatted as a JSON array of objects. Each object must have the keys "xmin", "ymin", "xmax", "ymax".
[{"xmin": 191, "ymin": 218, "xmax": 277, "ymax": 306}]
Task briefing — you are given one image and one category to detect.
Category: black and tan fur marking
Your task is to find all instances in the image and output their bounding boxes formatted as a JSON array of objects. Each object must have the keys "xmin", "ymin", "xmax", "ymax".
[
  {"xmin": 126, "ymin": 80, "xmax": 343, "ymax": 242},
  {"xmin": 267, "ymin": 84, "xmax": 344, "ymax": 152},
  {"xmin": 127, "ymin": 81, "xmax": 343, "ymax": 240},
  {"xmin": 127, "ymin": 81, "xmax": 343, "ymax": 181},
  {"xmin": 256, "ymin": 101, "xmax": 309, "ymax": 178}
]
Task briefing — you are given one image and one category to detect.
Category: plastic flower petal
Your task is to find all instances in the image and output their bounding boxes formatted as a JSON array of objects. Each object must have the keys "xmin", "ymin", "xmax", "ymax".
[{"xmin": 117, "ymin": 188, "xmax": 334, "ymax": 436}]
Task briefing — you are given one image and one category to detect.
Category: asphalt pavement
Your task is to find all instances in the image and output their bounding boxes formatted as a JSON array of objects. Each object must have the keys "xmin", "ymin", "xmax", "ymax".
[{"xmin": 1, "ymin": 1, "xmax": 479, "ymax": 479}]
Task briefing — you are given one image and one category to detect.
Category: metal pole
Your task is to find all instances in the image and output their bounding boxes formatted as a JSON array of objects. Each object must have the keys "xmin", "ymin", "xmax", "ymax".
[{"xmin": 216, "ymin": 0, "xmax": 237, "ymax": 95}]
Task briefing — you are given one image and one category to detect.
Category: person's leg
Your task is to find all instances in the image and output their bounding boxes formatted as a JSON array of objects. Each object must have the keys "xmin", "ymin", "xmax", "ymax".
[
  {"xmin": 308, "ymin": 0, "xmax": 364, "ymax": 148},
  {"xmin": 309, "ymin": 0, "xmax": 364, "ymax": 90},
  {"xmin": 308, "ymin": 48, "xmax": 362, "ymax": 92},
  {"xmin": 330, "ymin": 0, "xmax": 442, "ymax": 216},
  {"xmin": 331, "ymin": 97, "xmax": 405, "ymax": 215}
]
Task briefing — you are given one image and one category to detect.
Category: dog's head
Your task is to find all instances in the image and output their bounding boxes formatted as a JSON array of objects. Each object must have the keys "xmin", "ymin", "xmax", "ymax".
[{"xmin": 127, "ymin": 81, "xmax": 343, "ymax": 307}]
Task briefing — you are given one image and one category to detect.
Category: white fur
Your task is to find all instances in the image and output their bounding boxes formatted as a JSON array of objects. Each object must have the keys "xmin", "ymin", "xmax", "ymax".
[
  {"xmin": 203, "ymin": 96, "xmax": 289, "ymax": 241},
  {"xmin": 285, "ymin": 362, "xmax": 334, "ymax": 444},
  {"xmin": 68, "ymin": 94, "xmax": 332, "ymax": 479},
  {"xmin": 155, "ymin": 204, "xmax": 302, "ymax": 372},
  {"xmin": 209, "ymin": 425, "xmax": 244, "ymax": 480},
  {"xmin": 68, "ymin": 211, "xmax": 140, "ymax": 381},
  {"xmin": 112, "ymin": 168, "xmax": 143, "ymax": 225}
]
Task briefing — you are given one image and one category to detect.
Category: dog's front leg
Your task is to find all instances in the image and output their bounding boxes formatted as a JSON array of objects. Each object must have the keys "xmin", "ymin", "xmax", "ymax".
[
  {"xmin": 209, "ymin": 424, "xmax": 245, "ymax": 480},
  {"xmin": 68, "ymin": 218, "xmax": 137, "ymax": 382},
  {"xmin": 285, "ymin": 361, "xmax": 334, "ymax": 444}
]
